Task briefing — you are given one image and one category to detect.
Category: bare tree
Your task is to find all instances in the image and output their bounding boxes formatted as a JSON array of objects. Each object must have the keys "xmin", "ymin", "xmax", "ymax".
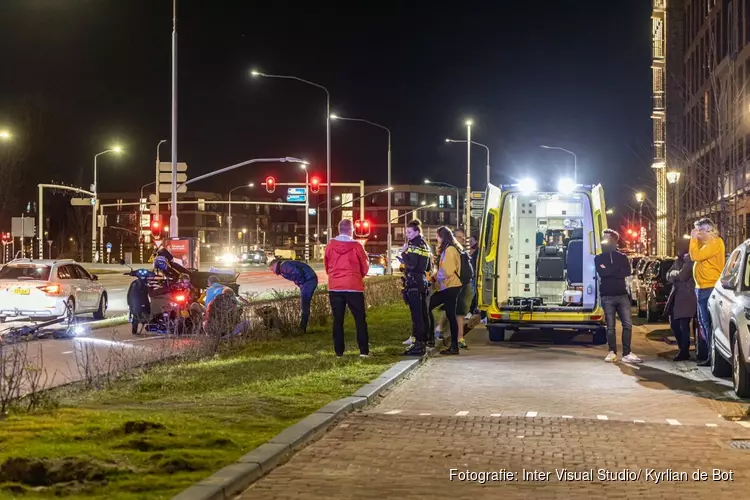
[{"xmin": 66, "ymin": 207, "xmax": 89, "ymax": 262}]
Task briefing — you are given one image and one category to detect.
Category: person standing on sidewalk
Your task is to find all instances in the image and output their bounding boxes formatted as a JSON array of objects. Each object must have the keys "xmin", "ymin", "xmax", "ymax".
[
  {"xmin": 689, "ymin": 218, "xmax": 725, "ymax": 366},
  {"xmin": 400, "ymin": 219, "xmax": 433, "ymax": 356},
  {"xmin": 324, "ymin": 219, "xmax": 371, "ymax": 358},
  {"xmin": 595, "ymin": 229, "xmax": 641, "ymax": 363},
  {"xmin": 269, "ymin": 259, "xmax": 318, "ymax": 333},
  {"xmin": 664, "ymin": 246, "xmax": 696, "ymax": 361},
  {"xmin": 428, "ymin": 226, "xmax": 464, "ymax": 355}
]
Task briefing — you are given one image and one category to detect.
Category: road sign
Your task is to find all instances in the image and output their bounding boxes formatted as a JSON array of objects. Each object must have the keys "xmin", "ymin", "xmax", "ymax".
[
  {"xmin": 141, "ymin": 214, "xmax": 151, "ymax": 228},
  {"xmin": 471, "ymin": 191, "xmax": 485, "ymax": 200},
  {"xmin": 11, "ymin": 217, "xmax": 35, "ymax": 238},
  {"xmin": 158, "ymin": 162, "xmax": 188, "ymax": 173},
  {"xmin": 159, "ymin": 184, "xmax": 188, "ymax": 194},
  {"xmin": 288, "ymin": 187, "xmax": 307, "ymax": 195},
  {"xmin": 286, "ymin": 194, "xmax": 306, "ymax": 203},
  {"xmin": 470, "ymin": 200, "xmax": 485, "ymax": 209},
  {"xmin": 308, "ymin": 208, "xmax": 317, "ymax": 216},
  {"xmin": 470, "ymin": 209, "xmax": 483, "ymax": 219},
  {"xmin": 159, "ymin": 173, "xmax": 187, "ymax": 183},
  {"xmin": 71, "ymin": 198, "xmax": 93, "ymax": 206},
  {"xmin": 106, "ymin": 242, "xmax": 112, "ymax": 252}
]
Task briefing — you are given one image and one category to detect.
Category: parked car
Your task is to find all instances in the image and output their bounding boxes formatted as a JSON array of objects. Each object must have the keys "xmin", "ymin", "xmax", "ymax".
[
  {"xmin": 628, "ymin": 256, "xmax": 648, "ymax": 305},
  {"xmin": 239, "ymin": 250, "xmax": 268, "ymax": 265},
  {"xmin": 0, "ymin": 259, "xmax": 108, "ymax": 322},
  {"xmin": 635, "ymin": 256, "xmax": 674, "ymax": 323},
  {"xmin": 367, "ymin": 254, "xmax": 386, "ymax": 276},
  {"xmin": 708, "ymin": 243, "xmax": 750, "ymax": 397},
  {"xmin": 626, "ymin": 255, "xmax": 644, "ymax": 304}
]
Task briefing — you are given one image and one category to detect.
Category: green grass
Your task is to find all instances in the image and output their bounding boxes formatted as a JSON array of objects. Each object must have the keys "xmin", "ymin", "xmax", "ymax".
[{"xmin": 0, "ymin": 303, "xmax": 412, "ymax": 499}]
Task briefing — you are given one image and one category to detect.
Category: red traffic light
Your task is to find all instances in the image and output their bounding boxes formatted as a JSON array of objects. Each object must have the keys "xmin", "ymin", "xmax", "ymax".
[
  {"xmin": 265, "ymin": 176, "xmax": 276, "ymax": 193},
  {"xmin": 1, "ymin": 232, "xmax": 10, "ymax": 243},
  {"xmin": 151, "ymin": 218, "xmax": 162, "ymax": 238},
  {"xmin": 310, "ymin": 177, "xmax": 320, "ymax": 194},
  {"xmin": 354, "ymin": 219, "xmax": 372, "ymax": 238}
]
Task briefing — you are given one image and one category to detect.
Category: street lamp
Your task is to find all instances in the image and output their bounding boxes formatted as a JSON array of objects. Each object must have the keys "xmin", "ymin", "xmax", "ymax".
[
  {"xmin": 465, "ymin": 119, "xmax": 472, "ymax": 238},
  {"xmin": 425, "ymin": 179, "xmax": 461, "ymax": 230},
  {"xmin": 606, "ymin": 208, "xmax": 614, "ymax": 215},
  {"xmin": 540, "ymin": 145, "xmax": 578, "ymax": 183},
  {"xmin": 251, "ymin": 69, "xmax": 332, "ymax": 247},
  {"xmin": 635, "ymin": 192, "xmax": 645, "ymax": 203},
  {"xmin": 0, "ymin": 130, "xmax": 12, "ymax": 141},
  {"xmin": 227, "ymin": 182, "xmax": 255, "ymax": 253},
  {"xmin": 445, "ymin": 138, "xmax": 491, "ymax": 186},
  {"xmin": 92, "ymin": 146, "xmax": 123, "ymax": 262},
  {"xmin": 330, "ymin": 113, "xmax": 393, "ymax": 273}
]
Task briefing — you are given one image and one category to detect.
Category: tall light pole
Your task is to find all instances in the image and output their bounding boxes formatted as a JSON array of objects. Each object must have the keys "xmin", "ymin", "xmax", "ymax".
[
  {"xmin": 251, "ymin": 70, "xmax": 331, "ymax": 249},
  {"xmin": 317, "ymin": 196, "xmax": 340, "ymax": 246},
  {"xmin": 541, "ymin": 145, "xmax": 578, "ymax": 183},
  {"xmin": 465, "ymin": 120, "xmax": 472, "ymax": 239},
  {"xmin": 92, "ymin": 146, "xmax": 122, "ymax": 262},
  {"xmin": 169, "ymin": 0, "xmax": 179, "ymax": 238},
  {"xmin": 445, "ymin": 138, "xmax": 490, "ymax": 186},
  {"xmin": 635, "ymin": 191, "xmax": 645, "ymax": 252},
  {"xmin": 330, "ymin": 114, "xmax": 392, "ymax": 272},
  {"xmin": 227, "ymin": 183, "xmax": 255, "ymax": 253},
  {"xmin": 425, "ymin": 179, "xmax": 461, "ymax": 230},
  {"xmin": 154, "ymin": 139, "xmax": 167, "ymax": 222},
  {"xmin": 300, "ymin": 164, "xmax": 310, "ymax": 262}
]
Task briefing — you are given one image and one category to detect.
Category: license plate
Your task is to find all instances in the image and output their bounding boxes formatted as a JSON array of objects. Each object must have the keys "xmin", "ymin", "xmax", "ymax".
[{"xmin": 13, "ymin": 288, "xmax": 30, "ymax": 295}]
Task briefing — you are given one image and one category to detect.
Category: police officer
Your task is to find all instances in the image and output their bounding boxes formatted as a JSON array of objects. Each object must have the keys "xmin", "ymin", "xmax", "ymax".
[{"xmin": 401, "ymin": 219, "xmax": 433, "ymax": 356}]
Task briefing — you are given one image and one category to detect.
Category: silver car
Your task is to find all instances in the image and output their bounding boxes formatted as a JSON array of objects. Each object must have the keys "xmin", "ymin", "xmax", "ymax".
[{"xmin": 708, "ymin": 243, "xmax": 750, "ymax": 397}]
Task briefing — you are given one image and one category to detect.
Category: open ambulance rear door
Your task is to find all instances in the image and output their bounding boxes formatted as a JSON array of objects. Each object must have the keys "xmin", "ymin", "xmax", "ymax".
[{"xmin": 477, "ymin": 184, "xmax": 502, "ymax": 311}]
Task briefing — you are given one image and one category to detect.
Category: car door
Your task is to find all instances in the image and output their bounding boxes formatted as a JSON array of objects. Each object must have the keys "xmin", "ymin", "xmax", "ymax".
[
  {"xmin": 711, "ymin": 248, "xmax": 743, "ymax": 354},
  {"xmin": 73, "ymin": 265, "xmax": 99, "ymax": 309},
  {"xmin": 638, "ymin": 260, "xmax": 655, "ymax": 311},
  {"xmin": 56, "ymin": 265, "xmax": 81, "ymax": 309}
]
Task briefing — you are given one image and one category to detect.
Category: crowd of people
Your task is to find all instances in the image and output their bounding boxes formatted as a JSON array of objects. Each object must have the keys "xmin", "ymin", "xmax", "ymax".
[{"xmin": 596, "ymin": 217, "xmax": 726, "ymax": 365}]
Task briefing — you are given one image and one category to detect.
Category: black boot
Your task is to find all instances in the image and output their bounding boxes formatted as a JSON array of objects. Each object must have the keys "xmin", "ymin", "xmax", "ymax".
[
  {"xmin": 404, "ymin": 341, "xmax": 426, "ymax": 357},
  {"xmin": 673, "ymin": 350, "xmax": 690, "ymax": 361},
  {"xmin": 440, "ymin": 346, "xmax": 459, "ymax": 355}
]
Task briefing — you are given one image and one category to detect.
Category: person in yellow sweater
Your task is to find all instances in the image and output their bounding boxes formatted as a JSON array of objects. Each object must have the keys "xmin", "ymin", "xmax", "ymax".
[
  {"xmin": 428, "ymin": 226, "xmax": 464, "ymax": 355},
  {"xmin": 689, "ymin": 217, "xmax": 725, "ymax": 366}
]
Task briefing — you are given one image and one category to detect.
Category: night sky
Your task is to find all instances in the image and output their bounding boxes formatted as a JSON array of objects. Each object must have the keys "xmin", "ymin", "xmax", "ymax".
[{"xmin": 0, "ymin": 0, "xmax": 654, "ymax": 219}]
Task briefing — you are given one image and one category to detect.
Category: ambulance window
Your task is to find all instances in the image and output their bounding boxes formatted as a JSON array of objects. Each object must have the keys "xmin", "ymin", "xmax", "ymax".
[{"xmin": 484, "ymin": 213, "xmax": 495, "ymax": 249}]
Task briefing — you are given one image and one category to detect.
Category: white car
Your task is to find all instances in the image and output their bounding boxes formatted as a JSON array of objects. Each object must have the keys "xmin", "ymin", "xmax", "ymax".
[
  {"xmin": 0, "ymin": 259, "xmax": 108, "ymax": 322},
  {"xmin": 708, "ymin": 243, "xmax": 750, "ymax": 397}
]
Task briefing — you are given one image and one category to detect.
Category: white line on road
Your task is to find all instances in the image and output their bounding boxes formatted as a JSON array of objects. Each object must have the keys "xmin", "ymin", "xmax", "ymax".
[
  {"xmin": 562, "ymin": 415, "xmax": 573, "ymax": 419},
  {"xmin": 490, "ymin": 413, "xmax": 502, "ymax": 417},
  {"xmin": 736, "ymin": 421, "xmax": 750, "ymax": 428},
  {"xmin": 525, "ymin": 411, "xmax": 538, "ymax": 417},
  {"xmin": 384, "ymin": 410, "xmax": 402, "ymax": 415},
  {"xmin": 455, "ymin": 411, "xmax": 469, "ymax": 416},
  {"xmin": 61, "ymin": 351, "xmax": 73, "ymax": 355},
  {"xmin": 419, "ymin": 413, "xmax": 431, "ymax": 416},
  {"xmin": 634, "ymin": 420, "xmax": 645, "ymax": 423},
  {"xmin": 705, "ymin": 423, "xmax": 718, "ymax": 427},
  {"xmin": 597, "ymin": 415, "xmax": 609, "ymax": 420},
  {"xmin": 666, "ymin": 419, "xmax": 682, "ymax": 426}
]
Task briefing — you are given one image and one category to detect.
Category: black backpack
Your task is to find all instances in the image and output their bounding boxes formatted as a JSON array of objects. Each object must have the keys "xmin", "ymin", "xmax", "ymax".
[{"xmin": 454, "ymin": 245, "xmax": 474, "ymax": 285}]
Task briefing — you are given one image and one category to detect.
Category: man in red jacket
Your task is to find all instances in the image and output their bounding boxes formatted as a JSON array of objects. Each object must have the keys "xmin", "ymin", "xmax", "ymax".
[{"xmin": 325, "ymin": 219, "xmax": 370, "ymax": 357}]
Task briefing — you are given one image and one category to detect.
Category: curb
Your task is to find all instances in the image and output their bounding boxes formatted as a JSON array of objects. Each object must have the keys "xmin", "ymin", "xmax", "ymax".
[{"xmin": 171, "ymin": 357, "xmax": 425, "ymax": 500}]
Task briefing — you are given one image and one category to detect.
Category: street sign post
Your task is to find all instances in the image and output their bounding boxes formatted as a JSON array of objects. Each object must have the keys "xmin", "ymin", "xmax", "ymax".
[
  {"xmin": 288, "ymin": 187, "xmax": 307, "ymax": 196},
  {"xmin": 158, "ymin": 162, "xmax": 188, "ymax": 194},
  {"xmin": 286, "ymin": 194, "xmax": 306, "ymax": 203},
  {"xmin": 470, "ymin": 191, "xmax": 485, "ymax": 219}
]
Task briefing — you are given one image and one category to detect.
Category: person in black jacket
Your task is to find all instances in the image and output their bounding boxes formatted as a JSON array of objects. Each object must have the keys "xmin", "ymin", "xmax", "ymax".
[
  {"xmin": 269, "ymin": 259, "xmax": 319, "ymax": 333},
  {"xmin": 595, "ymin": 229, "xmax": 641, "ymax": 364},
  {"xmin": 400, "ymin": 219, "xmax": 433, "ymax": 356},
  {"xmin": 664, "ymin": 247, "xmax": 697, "ymax": 361}
]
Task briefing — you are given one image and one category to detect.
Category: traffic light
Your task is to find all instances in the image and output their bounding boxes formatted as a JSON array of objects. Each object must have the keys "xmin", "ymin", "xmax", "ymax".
[
  {"xmin": 310, "ymin": 176, "xmax": 320, "ymax": 194},
  {"xmin": 265, "ymin": 176, "xmax": 276, "ymax": 193},
  {"xmin": 1, "ymin": 233, "xmax": 10, "ymax": 244},
  {"xmin": 354, "ymin": 219, "xmax": 371, "ymax": 238},
  {"xmin": 151, "ymin": 218, "xmax": 162, "ymax": 239}
]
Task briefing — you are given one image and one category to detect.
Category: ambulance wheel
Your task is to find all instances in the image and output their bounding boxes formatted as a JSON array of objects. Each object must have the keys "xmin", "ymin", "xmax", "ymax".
[
  {"xmin": 488, "ymin": 326, "xmax": 507, "ymax": 342},
  {"xmin": 592, "ymin": 329, "xmax": 607, "ymax": 345}
]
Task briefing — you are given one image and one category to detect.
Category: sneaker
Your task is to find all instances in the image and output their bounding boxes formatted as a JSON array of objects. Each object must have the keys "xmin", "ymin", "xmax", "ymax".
[
  {"xmin": 604, "ymin": 351, "xmax": 617, "ymax": 363},
  {"xmin": 480, "ymin": 318, "xmax": 487, "ymax": 325},
  {"xmin": 402, "ymin": 336, "xmax": 415, "ymax": 346},
  {"xmin": 622, "ymin": 353, "xmax": 642, "ymax": 364},
  {"xmin": 440, "ymin": 347, "xmax": 459, "ymax": 355},
  {"xmin": 464, "ymin": 313, "xmax": 473, "ymax": 320},
  {"xmin": 359, "ymin": 353, "xmax": 371, "ymax": 359},
  {"xmin": 458, "ymin": 339, "xmax": 468, "ymax": 349},
  {"xmin": 404, "ymin": 342, "xmax": 426, "ymax": 357},
  {"xmin": 434, "ymin": 329, "xmax": 442, "ymax": 340}
]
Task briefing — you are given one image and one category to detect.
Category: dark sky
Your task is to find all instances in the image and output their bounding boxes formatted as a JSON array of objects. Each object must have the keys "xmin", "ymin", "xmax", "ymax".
[{"xmin": 0, "ymin": 0, "xmax": 654, "ymax": 215}]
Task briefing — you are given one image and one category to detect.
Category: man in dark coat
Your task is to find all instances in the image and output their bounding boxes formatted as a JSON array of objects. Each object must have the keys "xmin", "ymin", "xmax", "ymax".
[
  {"xmin": 665, "ymin": 248, "xmax": 697, "ymax": 361},
  {"xmin": 269, "ymin": 259, "xmax": 319, "ymax": 333}
]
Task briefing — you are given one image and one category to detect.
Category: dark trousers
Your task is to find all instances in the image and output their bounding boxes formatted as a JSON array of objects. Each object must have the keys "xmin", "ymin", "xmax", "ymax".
[
  {"xmin": 669, "ymin": 316, "xmax": 691, "ymax": 354},
  {"xmin": 429, "ymin": 287, "xmax": 461, "ymax": 349},
  {"xmin": 695, "ymin": 288, "xmax": 713, "ymax": 361},
  {"xmin": 329, "ymin": 291, "xmax": 369, "ymax": 356},
  {"xmin": 299, "ymin": 281, "xmax": 318, "ymax": 333},
  {"xmin": 405, "ymin": 288, "xmax": 429, "ymax": 342},
  {"xmin": 601, "ymin": 294, "xmax": 633, "ymax": 356}
]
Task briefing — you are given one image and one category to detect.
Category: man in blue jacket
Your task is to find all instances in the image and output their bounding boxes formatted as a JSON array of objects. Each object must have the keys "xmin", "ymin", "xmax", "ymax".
[{"xmin": 269, "ymin": 259, "xmax": 319, "ymax": 333}]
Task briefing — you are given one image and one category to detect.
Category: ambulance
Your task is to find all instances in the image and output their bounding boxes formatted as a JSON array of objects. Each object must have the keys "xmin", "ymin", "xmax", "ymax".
[{"xmin": 476, "ymin": 178, "xmax": 608, "ymax": 344}]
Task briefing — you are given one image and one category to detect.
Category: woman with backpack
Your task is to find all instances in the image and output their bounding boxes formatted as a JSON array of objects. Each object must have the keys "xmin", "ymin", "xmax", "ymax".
[{"xmin": 428, "ymin": 226, "xmax": 465, "ymax": 355}]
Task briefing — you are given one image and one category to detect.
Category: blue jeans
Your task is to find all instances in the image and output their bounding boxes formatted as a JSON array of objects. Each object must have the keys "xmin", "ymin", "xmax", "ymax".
[
  {"xmin": 300, "ymin": 281, "xmax": 318, "ymax": 333},
  {"xmin": 695, "ymin": 288, "xmax": 713, "ymax": 361},
  {"xmin": 601, "ymin": 295, "xmax": 633, "ymax": 356}
]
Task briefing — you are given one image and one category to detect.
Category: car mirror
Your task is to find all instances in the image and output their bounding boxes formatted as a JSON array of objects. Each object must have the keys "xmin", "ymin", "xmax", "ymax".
[
  {"xmin": 91, "ymin": 274, "xmax": 99, "ymax": 281},
  {"xmin": 721, "ymin": 278, "xmax": 736, "ymax": 290}
]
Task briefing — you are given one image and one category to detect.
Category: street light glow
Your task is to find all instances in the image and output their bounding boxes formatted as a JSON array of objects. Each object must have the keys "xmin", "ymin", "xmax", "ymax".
[
  {"xmin": 248, "ymin": 182, "xmax": 255, "ymax": 187},
  {"xmin": 635, "ymin": 192, "xmax": 645, "ymax": 203},
  {"xmin": 0, "ymin": 130, "xmax": 11, "ymax": 140},
  {"xmin": 518, "ymin": 178, "xmax": 537, "ymax": 194},
  {"xmin": 329, "ymin": 113, "xmax": 340, "ymax": 120},
  {"xmin": 666, "ymin": 171, "xmax": 681, "ymax": 184},
  {"xmin": 557, "ymin": 178, "xmax": 576, "ymax": 194},
  {"xmin": 606, "ymin": 209, "xmax": 614, "ymax": 215},
  {"xmin": 112, "ymin": 145, "xmax": 123, "ymax": 154},
  {"xmin": 250, "ymin": 69, "xmax": 263, "ymax": 77},
  {"xmin": 465, "ymin": 119, "xmax": 473, "ymax": 127}
]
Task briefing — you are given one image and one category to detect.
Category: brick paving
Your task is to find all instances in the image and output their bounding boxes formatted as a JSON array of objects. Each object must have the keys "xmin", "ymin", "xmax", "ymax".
[{"xmin": 241, "ymin": 320, "xmax": 750, "ymax": 498}]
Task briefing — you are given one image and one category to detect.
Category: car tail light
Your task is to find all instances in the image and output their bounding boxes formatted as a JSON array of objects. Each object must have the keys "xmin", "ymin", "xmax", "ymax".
[
  {"xmin": 174, "ymin": 294, "xmax": 187, "ymax": 303},
  {"xmin": 38, "ymin": 284, "xmax": 62, "ymax": 295},
  {"xmin": 591, "ymin": 314, "xmax": 603, "ymax": 321}
]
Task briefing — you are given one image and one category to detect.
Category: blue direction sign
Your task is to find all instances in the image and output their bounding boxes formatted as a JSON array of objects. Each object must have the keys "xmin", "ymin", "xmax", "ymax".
[
  {"xmin": 286, "ymin": 194, "xmax": 306, "ymax": 203},
  {"xmin": 106, "ymin": 242, "xmax": 113, "ymax": 251},
  {"xmin": 288, "ymin": 187, "xmax": 307, "ymax": 195}
]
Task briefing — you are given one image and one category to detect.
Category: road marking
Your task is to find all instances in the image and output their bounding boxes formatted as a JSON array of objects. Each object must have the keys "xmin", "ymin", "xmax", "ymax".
[
  {"xmin": 736, "ymin": 421, "xmax": 750, "ymax": 428},
  {"xmin": 490, "ymin": 413, "xmax": 502, "ymax": 417},
  {"xmin": 384, "ymin": 410, "xmax": 402, "ymax": 415},
  {"xmin": 666, "ymin": 419, "xmax": 681, "ymax": 426},
  {"xmin": 525, "ymin": 411, "xmax": 538, "ymax": 417},
  {"xmin": 705, "ymin": 423, "xmax": 718, "ymax": 427},
  {"xmin": 634, "ymin": 420, "xmax": 645, "ymax": 423},
  {"xmin": 61, "ymin": 351, "xmax": 73, "ymax": 355},
  {"xmin": 562, "ymin": 415, "xmax": 573, "ymax": 419},
  {"xmin": 597, "ymin": 415, "xmax": 609, "ymax": 420},
  {"xmin": 455, "ymin": 411, "xmax": 469, "ymax": 416},
  {"xmin": 419, "ymin": 413, "xmax": 431, "ymax": 416}
]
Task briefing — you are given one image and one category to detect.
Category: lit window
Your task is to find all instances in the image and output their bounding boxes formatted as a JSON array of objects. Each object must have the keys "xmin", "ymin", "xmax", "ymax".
[{"xmin": 438, "ymin": 195, "xmax": 445, "ymax": 208}]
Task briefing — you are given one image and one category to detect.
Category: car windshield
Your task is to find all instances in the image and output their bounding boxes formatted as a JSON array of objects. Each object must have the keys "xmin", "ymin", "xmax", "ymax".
[{"xmin": 0, "ymin": 264, "xmax": 51, "ymax": 281}]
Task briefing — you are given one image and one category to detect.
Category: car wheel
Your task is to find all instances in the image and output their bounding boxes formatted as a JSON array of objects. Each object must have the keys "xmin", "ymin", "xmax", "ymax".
[
  {"xmin": 488, "ymin": 326, "xmax": 507, "ymax": 342},
  {"xmin": 93, "ymin": 293, "xmax": 107, "ymax": 320},
  {"xmin": 732, "ymin": 335, "xmax": 750, "ymax": 398},
  {"xmin": 711, "ymin": 334, "xmax": 732, "ymax": 377}
]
